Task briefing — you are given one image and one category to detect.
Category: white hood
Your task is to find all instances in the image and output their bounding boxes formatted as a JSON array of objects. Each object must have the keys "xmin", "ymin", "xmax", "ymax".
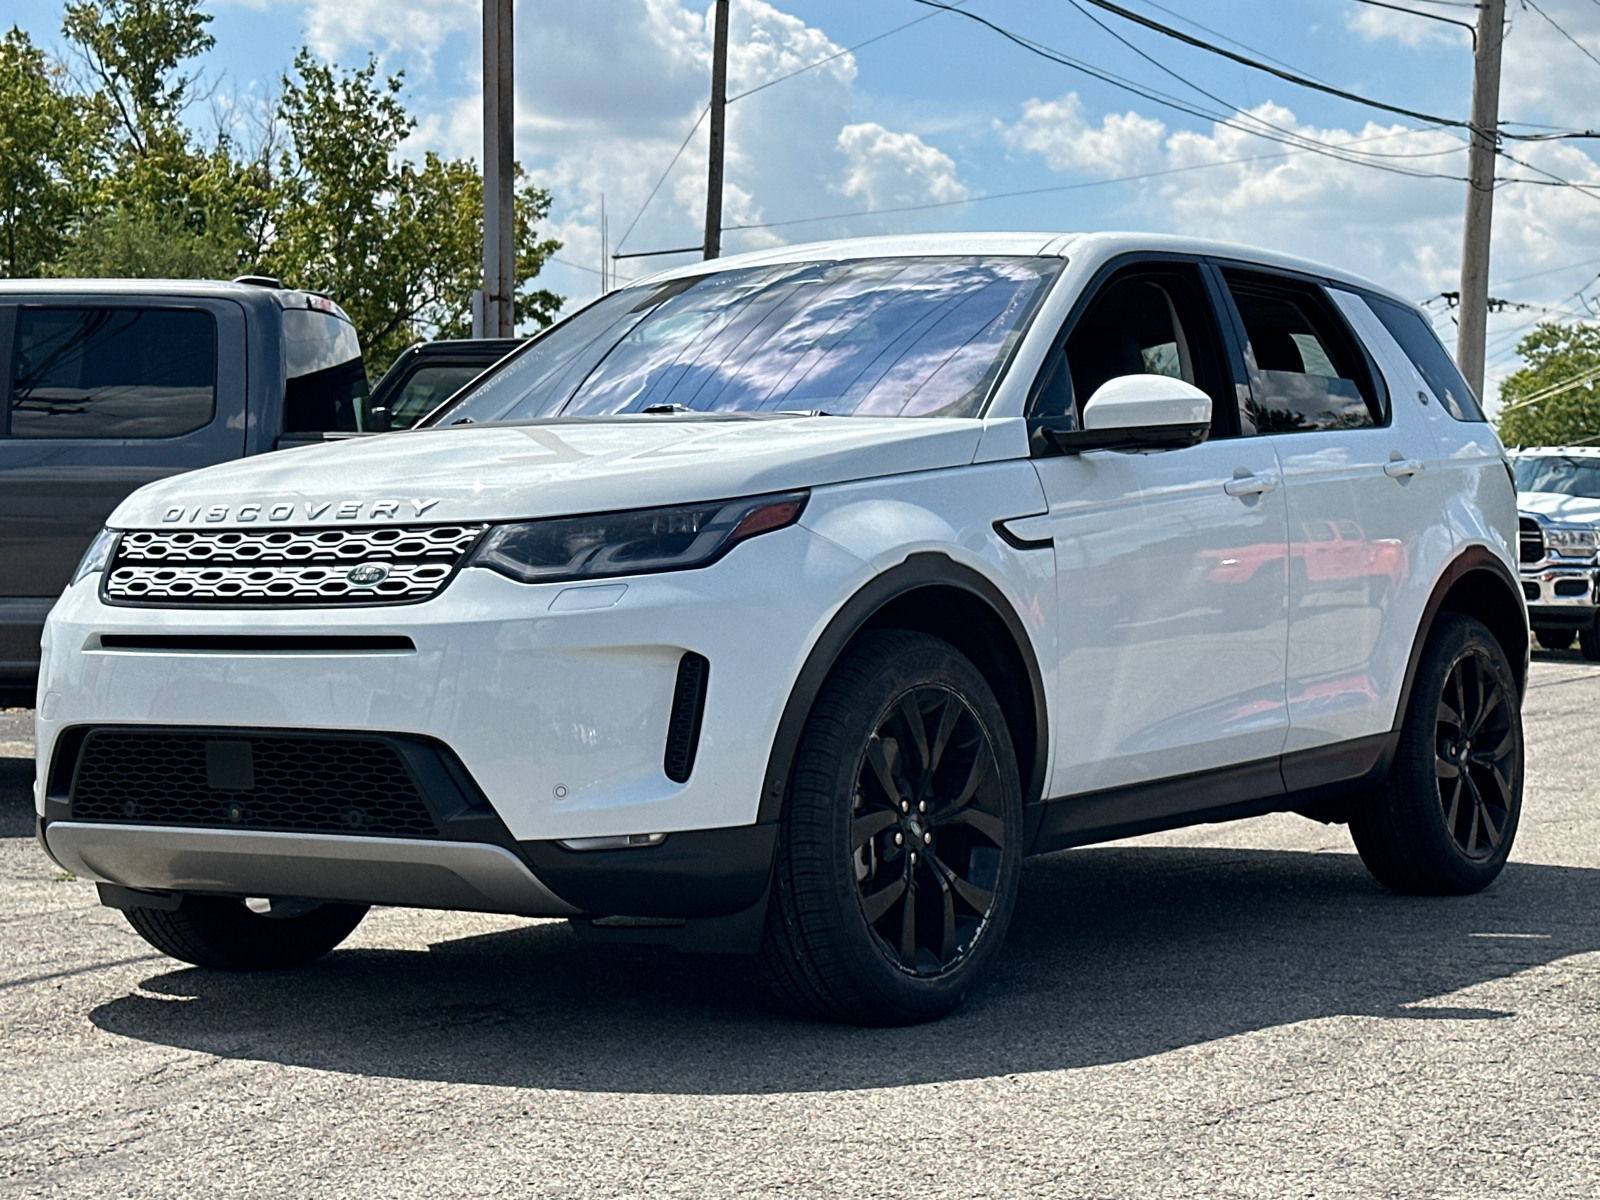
[
  {"xmin": 1518, "ymin": 490, "xmax": 1600, "ymax": 525},
  {"xmin": 110, "ymin": 416, "xmax": 990, "ymax": 528}
]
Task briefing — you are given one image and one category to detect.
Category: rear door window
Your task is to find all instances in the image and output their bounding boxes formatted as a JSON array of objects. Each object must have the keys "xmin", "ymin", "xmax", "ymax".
[
  {"xmin": 8, "ymin": 307, "xmax": 216, "ymax": 438},
  {"xmin": 1364, "ymin": 294, "xmax": 1485, "ymax": 422},
  {"xmin": 1220, "ymin": 271, "xmax": 1385, "ymax": 435}
]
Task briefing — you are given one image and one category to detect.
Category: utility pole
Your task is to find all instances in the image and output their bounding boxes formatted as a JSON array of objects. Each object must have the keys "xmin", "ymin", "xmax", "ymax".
[
  {"xmin": 1457, "ymin": 0, "xmax": 1505, "ymax": 399},
  {"xmin": 702, "ymin": 0, "xmax": 730, "ymax": 260},
  {"xmin": 480, "ymin": 0, "xmax": 515, "ymax": 337}
]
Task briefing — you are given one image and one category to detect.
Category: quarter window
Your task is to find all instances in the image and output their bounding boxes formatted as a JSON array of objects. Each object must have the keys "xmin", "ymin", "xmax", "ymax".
[
  {"xmin": 1222, "ymin": 272, "xmax": 1384, "ymax": 435},
  {"xmin": 8, "ymin": 307, "xmax": 216, "ymax": 439},
  {"xmin": 1365, "ymin": 294, "xmax": 1485, "ymax": 422}
]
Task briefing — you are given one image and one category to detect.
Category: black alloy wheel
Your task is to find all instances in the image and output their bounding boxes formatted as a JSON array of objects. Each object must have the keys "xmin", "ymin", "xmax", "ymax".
[
  {"xmin": 762, "ymin": 631, "xmax": 1023, "ymax": 1025},
  {"xmin": 1351, "ymin": 613, "xmax": 1523, "ymax": 895},
  {"xmin": 1434, "ymin": 647, "xmax": 1517, "ymax": 860},
  {"xmin": 850, "ymin": 686, "xmax": 1008, "ymax": 977}
]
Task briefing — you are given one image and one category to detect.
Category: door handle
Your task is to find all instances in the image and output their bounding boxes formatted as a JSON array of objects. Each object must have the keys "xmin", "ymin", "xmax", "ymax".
[
  {"xmin": 1384, "ymin": 458, "xmax": 1425, "ymax": 479},
  {"xmin": 1223, "ymin": 473, "xmax": 1278, "ymax": 497}
]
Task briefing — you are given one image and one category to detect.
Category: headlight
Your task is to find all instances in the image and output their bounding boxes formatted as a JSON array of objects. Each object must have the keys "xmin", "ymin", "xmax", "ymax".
[
  {"xmin": 467, "ymin": 491, "xmax": 808, "ymax": 585},
  {"xmin": 1545, "ymin": 527, "xmax": 1599, "ymax": 552},
  {"xmin": 71, "ymin": 528, "xmax": 120, "ymax": 587}
]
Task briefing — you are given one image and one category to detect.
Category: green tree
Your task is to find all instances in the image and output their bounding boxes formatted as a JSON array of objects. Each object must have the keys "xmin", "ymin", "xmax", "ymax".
[
  {"xmin": 1497, "ymin": 322, "xmax": 1600, "ymax": 448},
  {"xmin": 266, "ymin": 50, "xmax": 561, "ymax": 371},
  {"xmin": 52, "ymin": 0, "xmax": 270, "ymax": 277},
  {"xmin": 0, "ymin": 26, "xmax": 97, "ymax": 276}
]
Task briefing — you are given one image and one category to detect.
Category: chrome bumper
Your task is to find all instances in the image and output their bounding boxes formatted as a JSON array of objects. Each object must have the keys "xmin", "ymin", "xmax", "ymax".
[
  {"xmin": 1520, "ymin": 564, "xmax": 1598, "ymax": 609},
  {"xmin": 42, "ymin": 822, "xmax": 580, "ymax": 916}
]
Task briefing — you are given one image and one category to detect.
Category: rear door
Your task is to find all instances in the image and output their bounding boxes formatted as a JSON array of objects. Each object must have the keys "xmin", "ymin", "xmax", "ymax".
[
  {"xmin": 0, "ymin": 297, "xmax": 247, "ymax": 606},
  {"xmin": 1210, "ymin": 265, "xmax": 1452, "ymax": 763},
  {"xmin": 1030, "ymin": 258, "xmax": 1292, "ymax": 799}
]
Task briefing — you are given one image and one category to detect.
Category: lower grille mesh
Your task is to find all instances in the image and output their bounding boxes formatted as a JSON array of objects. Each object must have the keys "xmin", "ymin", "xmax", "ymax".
[
  {"xmin": 664, "ymin": 653, "xmax": 710, "ymax": 783},
  {"xmin": 68, "ymin": 731, "xmax": 440, "ymax": 838}
]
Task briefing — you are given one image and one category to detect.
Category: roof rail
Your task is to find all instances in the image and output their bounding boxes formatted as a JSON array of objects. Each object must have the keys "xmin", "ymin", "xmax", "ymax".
[{"xmin": 233, "ymin": 275, "xmax": 284, "ymax": 289}]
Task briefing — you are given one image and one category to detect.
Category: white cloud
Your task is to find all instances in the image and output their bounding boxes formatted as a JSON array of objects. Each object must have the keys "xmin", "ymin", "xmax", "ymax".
[
  {"xmin": 836, "ymin": 123, "xmax": 967, "ymax": 210},
  {"xmin": 1002, "ymin": 94, "xmax": 1167, "ymax": 176},
  {"xmin": 1343, "ymin": 3, "xmax": 1468, "ymax": 49}
]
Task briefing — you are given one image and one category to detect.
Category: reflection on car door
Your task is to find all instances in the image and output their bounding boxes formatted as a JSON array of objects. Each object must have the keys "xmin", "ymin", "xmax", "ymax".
[
  {"xmin": 1213, "ymin": 267, "xmax": 1452, "ymax": 762},
  {"xmin": 1030, "ymin": 262, "xmax": 1291, "ymax": 798}
]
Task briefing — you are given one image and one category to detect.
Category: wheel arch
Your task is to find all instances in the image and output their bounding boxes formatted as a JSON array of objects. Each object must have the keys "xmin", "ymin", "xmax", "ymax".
[
  {"xmin": 1395, "ymin": 545, "xmax": 1530, "ymax": 732},
  {"xmin": 757, "ymin": 552, "xmax": 1049, "ymax": 823}
]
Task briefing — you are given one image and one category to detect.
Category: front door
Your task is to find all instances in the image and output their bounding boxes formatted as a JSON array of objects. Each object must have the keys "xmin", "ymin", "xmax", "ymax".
[{"xmin": 1030, "ymin": 261, "xmax": 1291, "ymax": 799}]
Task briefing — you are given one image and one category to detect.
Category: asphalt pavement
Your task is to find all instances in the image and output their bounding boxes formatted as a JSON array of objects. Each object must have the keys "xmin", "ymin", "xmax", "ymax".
[{"xmin": 2, "ymin": 657, "xmax": 1599, "ymax": 1197}]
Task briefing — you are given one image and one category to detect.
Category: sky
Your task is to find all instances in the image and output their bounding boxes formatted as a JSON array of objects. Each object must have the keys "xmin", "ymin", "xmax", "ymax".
[{"xmin": 11, "ymin": 0, "xmax": 1600, "ymax": 406}]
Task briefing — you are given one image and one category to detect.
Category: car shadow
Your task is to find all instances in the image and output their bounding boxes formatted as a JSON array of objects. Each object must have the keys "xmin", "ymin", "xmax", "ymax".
[{"xmin": 87, "ymin": 846, "xmax": 1596, "ymax": 1094}]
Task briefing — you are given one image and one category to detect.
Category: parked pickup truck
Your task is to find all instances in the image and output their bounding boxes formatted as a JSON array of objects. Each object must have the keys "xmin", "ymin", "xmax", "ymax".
[
  {"xmin": 1512, "ymin": 446, "xmax": 1600, "ymax": 659},
  {"xmin": 0, "ymin": 277, "xmax": 370, "ymax": 703}
]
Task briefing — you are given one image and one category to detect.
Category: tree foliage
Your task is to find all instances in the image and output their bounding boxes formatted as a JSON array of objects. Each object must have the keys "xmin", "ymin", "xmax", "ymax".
[
  {"xmin": 0, "ymin": 2, "xmax": 562, "ymax": 371},
  {"xmin": 0, "ymin": 26, "xmax": 97, "ymax": 276},
  {"xmin": 1496, "ymin": 322, "xmax": 1600, "ymax": 448}
]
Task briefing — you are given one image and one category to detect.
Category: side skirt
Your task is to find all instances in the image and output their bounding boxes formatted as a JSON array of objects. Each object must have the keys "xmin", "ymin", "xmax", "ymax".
[{"xmin": 1028, "ymin": 732, "xmax": 1397, "ymax": 855}]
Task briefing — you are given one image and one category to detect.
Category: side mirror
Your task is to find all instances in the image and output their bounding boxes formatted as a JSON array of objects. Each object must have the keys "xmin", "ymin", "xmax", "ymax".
[
  {"xmin": 366, "ymin": 405, "xmax": 392, "ymax": 433},
  {"xmin": 1047, "ymin": 374, "xmax": 1211, "ymax": 454}
]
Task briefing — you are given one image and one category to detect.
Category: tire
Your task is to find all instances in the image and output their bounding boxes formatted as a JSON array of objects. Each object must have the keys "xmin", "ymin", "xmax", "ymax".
[
  {"xmin": 1537, "ymin": 629, "xmax": 1576, "ymax": 652},
  {"xmin": 1349, "ymin": 614, "xmax": 1522, "ymax": 895},
  {"xmin": 124, "ymin": 896, "xmax": 368, "ymax": 970},
  {"xmin": 1579, "ymin": 625, "xmax": 1600, "ymax": 662},
  {"xmin": 761, "ymin": 631, "xmax": 1024, "ymax": 1025}
]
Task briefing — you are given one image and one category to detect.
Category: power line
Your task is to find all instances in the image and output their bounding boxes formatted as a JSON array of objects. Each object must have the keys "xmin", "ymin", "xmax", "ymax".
[
  {"xmin": 898, "ymin": 3, "xmax": 1469, "ymax": 181},
  {"xmin": 1060, "ymin": 0, "xmax": 1465, "ymax": 167},
  {"xmin": 615, "ymin": 2, "xmax": 975, "ymax": 253},
  {"xmin": 1347, "ymin": 0, "xmax": 1478, "ymax": 45},
  {"xmin": 1521, "ymin": 0, "xmax": 1600, "ymax": 73},
  {"xmin": 723, "ymin": 125, "xmax": 1465, "ymax": 233}
]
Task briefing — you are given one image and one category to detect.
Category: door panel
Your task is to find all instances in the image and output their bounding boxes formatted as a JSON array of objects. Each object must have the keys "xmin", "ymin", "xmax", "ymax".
[
  {"xmin": 0, "ymin": 298, "xmax": 247, "ymax": 600},
  {"xmin": 1038, "ymin": 439, "xmax": 1290, "ymax": 795},
  {"xmin": 1215, "ymin": 278, "xmax": 1453, "ymax": 750}
]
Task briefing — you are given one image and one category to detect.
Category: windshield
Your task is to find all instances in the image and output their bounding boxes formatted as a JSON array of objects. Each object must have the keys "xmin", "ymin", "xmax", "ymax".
[
  {"xmin": 1514, "ymin": 455, "xmax": 1600, "ymax": 498},
  {"xmin": 424, "ymin": 255, "xmax": 1063, "ymax": 425}
]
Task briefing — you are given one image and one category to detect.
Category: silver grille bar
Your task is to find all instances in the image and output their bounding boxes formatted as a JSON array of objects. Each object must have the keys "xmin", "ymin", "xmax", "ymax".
[{"xmin": 105, "ymin": 524, "xmax": 487, "ymax": 606}]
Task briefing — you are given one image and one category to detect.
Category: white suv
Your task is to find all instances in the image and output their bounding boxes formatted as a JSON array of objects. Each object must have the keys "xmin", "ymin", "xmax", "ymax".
[{"xmin": 35, "ymin": 233, "xmax": 1527, "ymax": 1024}]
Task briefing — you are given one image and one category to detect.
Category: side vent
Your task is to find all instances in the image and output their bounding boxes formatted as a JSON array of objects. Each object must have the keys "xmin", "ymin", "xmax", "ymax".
[{"xmin": 664, "ymin": 653, "xmax": 710, "ymax": 783}]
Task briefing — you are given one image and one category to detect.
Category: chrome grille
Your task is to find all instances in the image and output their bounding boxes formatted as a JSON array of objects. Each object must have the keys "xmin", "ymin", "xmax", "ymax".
[
  {"xmin": 105, "ymin": 524, "xmax": 485, "ymax": 606},
  {"xmin": 1519, "ymin": 517, "xmax": 1545, "ymax": 565}
]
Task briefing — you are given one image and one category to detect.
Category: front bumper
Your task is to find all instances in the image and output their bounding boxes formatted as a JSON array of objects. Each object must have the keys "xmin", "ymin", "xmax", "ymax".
[
  {"xmin": 43, "ymin": 822, "xmax": 579, "ymax": 915},
  {"xmin": 1520, "ymin": 564, "xmax": 1599, "ymax": 626},
  {"xmin": 36, "ymin": 525, "xmax": 864, "ymax": 845}
]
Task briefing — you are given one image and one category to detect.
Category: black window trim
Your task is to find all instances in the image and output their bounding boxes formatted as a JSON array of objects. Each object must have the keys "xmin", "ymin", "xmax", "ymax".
[
  {"xmin": 5, "ymin": 301, "xmax": 222, "ymax": 443},
  {"xmin": 1024, "ymin": 250, "xmax": 1241, "ymax": 455},
  {"xmin": 1202, "ymin": 256, "xmax": 1392, "ymax": 434},
  {"xmin": 0, "ymin": 305, "xmax": 14, "ymax": 437}
]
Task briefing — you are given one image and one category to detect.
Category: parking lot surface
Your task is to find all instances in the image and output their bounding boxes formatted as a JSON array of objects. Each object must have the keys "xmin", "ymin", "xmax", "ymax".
[{"xmin": 3, "ymin": 656, "xmax": 1600, "ymax": 1198}]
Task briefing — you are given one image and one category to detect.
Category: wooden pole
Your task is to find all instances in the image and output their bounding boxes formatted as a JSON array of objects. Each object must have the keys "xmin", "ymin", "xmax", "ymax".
[
  {"xmin": 1457, "ymin": 0, "xmax": 1505, "ymax": 398},
  {"xmin": 703, "ymin": 0, "xmax": 730, "ymax": 260},
  {"xmin": 483, "ymin": 0, "xmax": 515, "ymax": 336}
]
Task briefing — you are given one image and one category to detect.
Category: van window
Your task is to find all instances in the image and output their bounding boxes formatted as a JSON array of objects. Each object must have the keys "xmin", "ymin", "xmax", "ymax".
[
  {"xmin": 282, "ymin": 308, "xmax": 367, "ymax": 432},
  {"xmin": 8, "ymin": 307, "xmax": 216, "ymax": 439}
]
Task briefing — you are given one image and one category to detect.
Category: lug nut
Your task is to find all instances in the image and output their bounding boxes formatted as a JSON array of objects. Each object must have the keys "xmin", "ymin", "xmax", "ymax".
[
  {"xmin": 894, "ymin": 832, "xmax": 903, "ymax": 845},
  {"xmin": 918, "ymin": 801, "xmax": 927, "ymax": 813},
  {"xmin": 910, "ymin": 852, "xmax": 918, "ymax": 864},
  {"xmin": 924, "ymin": 831, "xmax": 933, "ymax": 845},
  {"xmin": 901, "ymin": 800, "xmax": 910, "ymax": 812}
]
